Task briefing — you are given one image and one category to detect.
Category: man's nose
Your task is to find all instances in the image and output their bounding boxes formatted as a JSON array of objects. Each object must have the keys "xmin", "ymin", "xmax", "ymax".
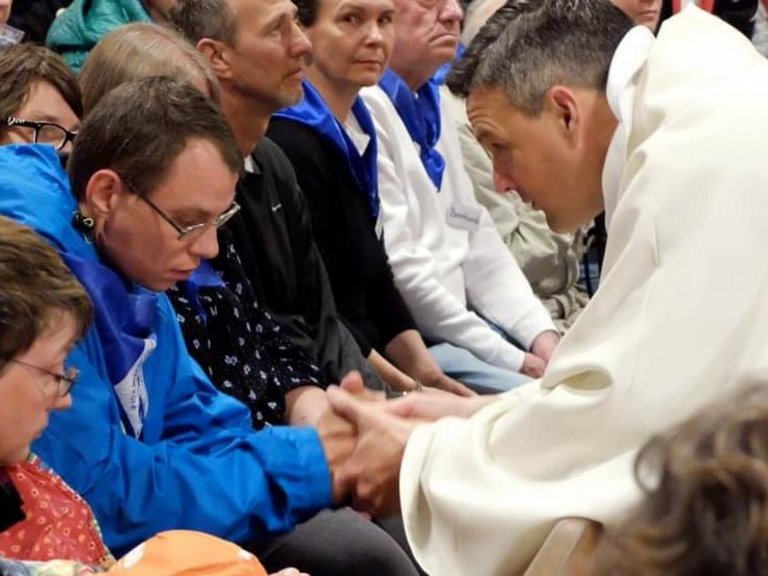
[
  {"xmin": 188, "ymin": 226, "xmax": 220, "ymax": 260},
  {"xmin": 493, "ymin": 169, "xmax": 516, "ymax": 194},
  {"xmin": 440, "ymin": 0, "xmax": 464, "ymax": 25},
  {"xmin": 289, "ymin": 20, "xmax": 313, "ymax": 58}
]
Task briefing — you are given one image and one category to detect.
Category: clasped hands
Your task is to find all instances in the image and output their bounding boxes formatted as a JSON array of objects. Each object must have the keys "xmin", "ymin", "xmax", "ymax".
[{"xmin": 316, "ymin": 372, "xmax": 498, "ymax": 517}]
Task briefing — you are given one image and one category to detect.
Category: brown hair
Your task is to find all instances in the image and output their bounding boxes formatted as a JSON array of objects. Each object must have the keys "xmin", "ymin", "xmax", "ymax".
[
  {"xmin": 80, "ymin": 22, "xmax": 221, "ymax": 115},
  {"xmin": 0, "ymin": 215, "xmax": 93, "ymax": 370},
  {"xmin": 591, "ymin": 385, "xmax": 768, "ymax": 576},
  {"xmin": 68, "ymin": 76, "xmax": 242, "ymax": 201},
  {"xmin": 0, "ymin": 44, "xmax": 83, "ymax": 135}
]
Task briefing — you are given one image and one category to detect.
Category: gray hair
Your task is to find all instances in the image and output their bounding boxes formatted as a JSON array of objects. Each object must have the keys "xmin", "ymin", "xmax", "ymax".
[
  {"xmin": 169, "ymin": 0, "xmax": 238, "ymax": 45},
  {"xmin": 463, "ymin": 0, "xmax": 633, "ymax": 116},
  {"xmin": 80, "ymin": 22, "xmax": 221, "ymax": 115}
]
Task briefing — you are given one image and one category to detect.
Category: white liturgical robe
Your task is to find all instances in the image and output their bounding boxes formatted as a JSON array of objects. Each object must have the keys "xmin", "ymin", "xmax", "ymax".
[{"xmin": 400, "ymin": 8, "xmax": 768, "ymax": 576}]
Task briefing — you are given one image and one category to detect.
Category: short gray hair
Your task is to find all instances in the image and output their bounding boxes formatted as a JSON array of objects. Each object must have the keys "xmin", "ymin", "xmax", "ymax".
[
  {"xmin": 169, "ymin": 0, "xmax": 238, "ymax": 45},
  {"xmin": 466, "ymin": 0, "xmax": 633, "ymax": 116}
]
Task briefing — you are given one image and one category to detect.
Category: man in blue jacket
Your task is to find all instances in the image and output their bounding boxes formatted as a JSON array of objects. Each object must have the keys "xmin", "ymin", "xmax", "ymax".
[{"xmin": 0, "ymin": 77, "xmax": 374, "ymax": 573}]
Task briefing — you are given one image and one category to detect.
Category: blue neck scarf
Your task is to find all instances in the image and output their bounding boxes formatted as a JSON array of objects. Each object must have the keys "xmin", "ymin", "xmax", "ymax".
[
  {"xmin": 274, "ymin": 80, "xmax": 380, "ymax": 219},
  {"xmin": 182, "ymin": 260, "xmax": 224, "ymax": 324},
  {"xmin": 378, "ymin": 68, "xmax": 445, "ymax": 190},
  {"xmin": 62, "ymin": 249, "xmax": 158, "ymax": 439}
]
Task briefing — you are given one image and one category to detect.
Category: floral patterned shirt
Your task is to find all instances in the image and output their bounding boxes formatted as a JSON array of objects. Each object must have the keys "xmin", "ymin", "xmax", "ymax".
[{"xmin": 168, "ymin": 229, "xmax": 325, "ymax": 429}]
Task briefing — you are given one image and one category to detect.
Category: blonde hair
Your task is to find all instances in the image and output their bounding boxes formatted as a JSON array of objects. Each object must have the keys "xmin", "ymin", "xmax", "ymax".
[{"xmin": 79, "ymin": 22, "xmax": 220, "ymax": 115}]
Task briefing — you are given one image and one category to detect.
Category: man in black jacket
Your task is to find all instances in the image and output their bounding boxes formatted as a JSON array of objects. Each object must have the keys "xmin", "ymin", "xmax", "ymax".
[{"xmin": 171, "ymin": 0, "xmax": 384, "ymax": 396}]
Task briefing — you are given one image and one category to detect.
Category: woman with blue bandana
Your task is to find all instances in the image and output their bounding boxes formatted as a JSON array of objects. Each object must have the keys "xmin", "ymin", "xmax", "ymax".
[{"xmin": 268, "ymin": 0, "xmax": 471, "ymax": 397}]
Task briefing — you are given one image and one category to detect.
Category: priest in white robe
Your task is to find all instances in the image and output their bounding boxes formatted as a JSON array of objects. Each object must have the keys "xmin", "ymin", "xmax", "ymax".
[{"xmin": 327, "ymin": 2, "xmax": 768, "ymax": 575}]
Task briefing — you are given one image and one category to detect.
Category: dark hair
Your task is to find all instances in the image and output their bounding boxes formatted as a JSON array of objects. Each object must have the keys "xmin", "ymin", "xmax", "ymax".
[
  {"xmin": 80, "ymin": 23, "xmax": 221, "ymax": 115},
  {"xmin": 449, "ymin": 0, "xmax": 632, "ymax": 115},
  {"xmin": 592, "ymin": 385, "xmax": 768, "ymax": 576},
  {"xmin": 0, "ymin": 215, "xmax": 93, "ymax": 370},
  {"xmin": 292, "ymin": 0, "xmax": 320, "ymax": 26},
  {"xmin": 68, "ymin": 76, "xmax": 242, "ymax": 201},
  {"xmin": 169, "ymin": 0, "xmax": 238, "ymax": 45},
  {"xmin": 0, "ymin": 44, "xmax": 83, "ymax": 134}
]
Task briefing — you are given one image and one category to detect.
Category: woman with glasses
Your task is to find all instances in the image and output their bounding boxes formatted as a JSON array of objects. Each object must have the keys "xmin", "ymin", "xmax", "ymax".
[{"xmin": 0, "ymin": 44, "xmax": 80, "ymax": 158}]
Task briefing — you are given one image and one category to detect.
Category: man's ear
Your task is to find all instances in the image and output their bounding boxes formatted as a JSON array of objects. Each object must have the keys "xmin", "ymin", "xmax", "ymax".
[
  {"xmin": 546, "ymin": 85, "xmax": 582, "ymax": 148},
  {"xmin": 197, "ymin": 38, "xmax": 231, "ymax": 79},
  {"xmin": 83, "ymin": 169, "xmax": 122, "ymax": 218}
]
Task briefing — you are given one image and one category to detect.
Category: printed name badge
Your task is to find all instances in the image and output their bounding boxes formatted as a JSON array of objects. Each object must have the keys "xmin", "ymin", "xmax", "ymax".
[{"xmin": 446, "ymin": 203, "xmax": 482, "ymax": 231}]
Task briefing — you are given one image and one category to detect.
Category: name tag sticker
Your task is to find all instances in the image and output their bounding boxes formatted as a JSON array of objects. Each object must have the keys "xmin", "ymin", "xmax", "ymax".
[{"xmin": 447, "ymin": 203, "xmax": 482, "ymax": 231}]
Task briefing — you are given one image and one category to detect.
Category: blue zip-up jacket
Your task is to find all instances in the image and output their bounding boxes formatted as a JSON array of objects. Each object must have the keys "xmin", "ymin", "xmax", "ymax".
[{"xmin": 0, "ymin": 145, "xmax": 332, "ymax": 556}]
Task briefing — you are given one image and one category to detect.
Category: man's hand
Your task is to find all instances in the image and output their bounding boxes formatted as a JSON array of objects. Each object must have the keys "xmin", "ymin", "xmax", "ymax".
[
  {"xmin": 326, "ymin": 386, "xmax": 417, "ymax": 517},
  {"xmin": 520, "ymin": 352, "xmax": 546, "ymax": 378},
  {"xmin": 339, "ymin": 370, "xmax": 386, "ymax": 402},
  {"xmin": 383, "ymin": 390, "xmax": 500, "ymax": 421},
  {"xmin": 423, "ymin": 373, "xmax": 476, "ymax": 397},
  {"xmin": 530, "ymin": 330, "xmax": 560, "ymax": 363},
  {"xmin": 269, "ymin": 569, "xmax": 309, "ymax": 576},
  {"xmin": 315, "ymin": 406, "xmax": 357, "ymax": 505},
  {"xmin": 285, "ymin": 385, "xmax": 329, "ymax": 427}
]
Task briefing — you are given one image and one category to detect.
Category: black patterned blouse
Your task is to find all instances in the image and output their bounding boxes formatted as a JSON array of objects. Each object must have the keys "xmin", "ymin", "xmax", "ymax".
[{"xmin": 168, "ymin": 230, "xmax": 325, "ymax": 430}]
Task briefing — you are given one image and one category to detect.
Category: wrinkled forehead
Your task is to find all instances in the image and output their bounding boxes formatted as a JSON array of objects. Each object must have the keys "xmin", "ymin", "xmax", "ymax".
[{"xmin": 467, "ymin": 85, "xmax": 511, "ymax": 114}]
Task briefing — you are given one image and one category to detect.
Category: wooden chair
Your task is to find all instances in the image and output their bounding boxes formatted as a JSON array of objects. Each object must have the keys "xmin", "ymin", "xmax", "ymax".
[{"xmin": 523, "ymin": 518, "xmax": 602, "ymax": 576}]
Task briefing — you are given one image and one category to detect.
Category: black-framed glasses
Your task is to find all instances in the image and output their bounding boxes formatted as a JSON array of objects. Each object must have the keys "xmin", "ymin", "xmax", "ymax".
[
  {"xmin": 4, "ymin": 117, "xmax": 78, "ymax": 151},
  {"xmin": 121, "ymin": 178, "xmax": 241, "ymax": 242},
  {"xmin": 10, "ymin": 359, "xmax": 79, "ymax": 397}
]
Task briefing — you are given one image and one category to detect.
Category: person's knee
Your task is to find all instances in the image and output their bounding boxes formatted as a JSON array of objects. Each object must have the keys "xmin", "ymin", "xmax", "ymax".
[
  {"xmin": 256, "ymin": 509, "xmax": 420, "ymax": 576},
  {"xmin": 320, "ymin": 511, "xmax": 419, "ymax": 576}
]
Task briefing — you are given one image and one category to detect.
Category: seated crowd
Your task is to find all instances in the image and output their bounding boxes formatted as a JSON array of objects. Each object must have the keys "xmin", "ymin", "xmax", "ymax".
[{"xmin": 1, "ymin": 0, "xmax": 768, "ymax": 574}]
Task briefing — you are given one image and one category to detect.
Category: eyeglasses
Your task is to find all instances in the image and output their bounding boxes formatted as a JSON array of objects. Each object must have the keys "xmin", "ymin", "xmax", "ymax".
[
  {"xmin": 4, "ymin": 117, "xmax": 78, "ymax": 151},
  {"xmin": 10, "ymin": 359, "xmax": 79, "ymax": 398},
  {"xmin": 121, "ymin": 178, "xmax": 241, "ymax": 242}
]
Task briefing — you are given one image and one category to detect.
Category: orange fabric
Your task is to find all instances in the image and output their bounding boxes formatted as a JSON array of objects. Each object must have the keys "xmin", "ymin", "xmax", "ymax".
[
  {"xmin": 0, "ymin": 457, "xmax": 113, "ymax": 567},
  {"xmin": 107, "ymin": 530, "xmax": 267, "ymax": 576}
]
